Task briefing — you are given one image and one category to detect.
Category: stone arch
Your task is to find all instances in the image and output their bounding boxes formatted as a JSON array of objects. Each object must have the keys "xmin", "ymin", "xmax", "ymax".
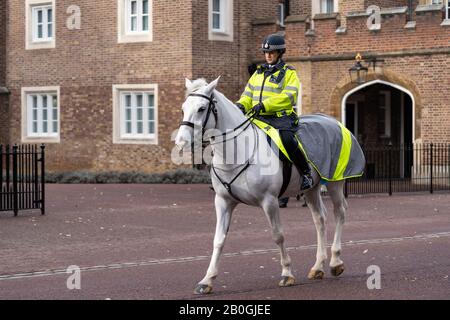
[{"xmin": 330, "ymin": 69, "xmax": 422, "ymax": 140}]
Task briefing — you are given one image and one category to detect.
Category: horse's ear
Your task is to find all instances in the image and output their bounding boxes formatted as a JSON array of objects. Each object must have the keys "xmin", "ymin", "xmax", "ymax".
[
  {"xmin": 185, "ymin": 78, "xmax": 193, "ymax": 89},
  {"xmin": 205, "ymin": 76, "xmax": 221, "ymax": 94}
]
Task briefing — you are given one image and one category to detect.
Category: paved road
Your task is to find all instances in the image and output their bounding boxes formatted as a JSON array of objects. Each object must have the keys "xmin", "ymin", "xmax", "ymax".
[{"xmin": 0, "ymin": 185, "xmax": 449, "ymax": 300}]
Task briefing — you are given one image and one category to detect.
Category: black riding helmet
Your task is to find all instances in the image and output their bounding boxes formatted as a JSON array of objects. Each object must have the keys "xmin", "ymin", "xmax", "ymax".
[{"xmin": 260, "ymin": 33, "xmax": 286, "ymax": 54}]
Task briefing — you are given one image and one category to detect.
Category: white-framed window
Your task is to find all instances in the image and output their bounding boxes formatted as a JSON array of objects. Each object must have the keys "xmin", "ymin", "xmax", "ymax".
[
  {"xmin": 378, "ymin": 91, "xmax": 391, "ymax": 138},
  {"xmin": 320, "ymin": 0, "xmax": 335, "ymax": 13},
  {"xmin": 118, "ymin": 0, "xmax": 152, "ymax": 43},
  {"xmin": 209, "ymin": 0, "xmax": 233, "ymax": 42},
  {"xmin": 212, "ymin": 0, "xmax": 224, "ymax": 32},
  {"xmin": 32, "ymin": 5, "xmax": 53, "ymax": 41},
  {"xmin": 113, "ymin": 84, "xmax": 158, "ymax": 144},
  {"xmin": 25, "ymin": 0, "xmax": 56, "ymax": 50},
  {"xmin": 127, "ymin": 0, "xmax": 150, "ymax": 33},
  {"xmin": 21, "ymin": 87, "xmax": 60, "ymax": 143}
]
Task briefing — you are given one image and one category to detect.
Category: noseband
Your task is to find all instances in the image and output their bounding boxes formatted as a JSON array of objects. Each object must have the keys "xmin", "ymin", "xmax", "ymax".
[{"xmin": 180, "ymin": 93, "xmax": 218, "ymax": 132}]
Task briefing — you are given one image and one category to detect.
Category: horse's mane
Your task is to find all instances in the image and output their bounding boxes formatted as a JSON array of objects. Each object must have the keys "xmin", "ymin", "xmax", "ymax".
[{"xmin": 186, "ymin": 78, "xmax": 208, "ymax": 97}]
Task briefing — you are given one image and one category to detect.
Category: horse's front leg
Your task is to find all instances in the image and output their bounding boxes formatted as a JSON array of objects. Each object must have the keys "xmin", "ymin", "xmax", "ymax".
[
  {"xmin": 194, "ymin": 195, "xmax": 237, "ymax": 295},
  {"xmin": 262, "ymin": 196, "xmax": 295, "ymax": 287}
]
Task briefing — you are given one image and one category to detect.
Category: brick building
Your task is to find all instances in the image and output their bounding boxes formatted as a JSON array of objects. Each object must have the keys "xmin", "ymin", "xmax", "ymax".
[{"xmin": 0, "ymin": 0, "xmax": 449, "ymax": 174}]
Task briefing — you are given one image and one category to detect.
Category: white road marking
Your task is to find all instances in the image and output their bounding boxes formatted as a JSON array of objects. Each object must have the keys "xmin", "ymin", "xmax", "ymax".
[{"xmin": 1, "ymin": 231, "xmax": 449, "ymax": 281}]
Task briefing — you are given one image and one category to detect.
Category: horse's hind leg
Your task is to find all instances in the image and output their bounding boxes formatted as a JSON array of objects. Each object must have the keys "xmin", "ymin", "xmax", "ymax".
[
  {"xmin": 304, "ymin": 184, "xmax": 327, "ymax": 280},
  {"xmin": 327, "ymin": 181, "xmax": 347, "ymax": 277},
  {"xmin": 261, "ymin": 196, "xmax": 295, "ymax": 287},
  {"xmin": 194, "ymin": 195, "xmax": 236, "ymax": 295}
]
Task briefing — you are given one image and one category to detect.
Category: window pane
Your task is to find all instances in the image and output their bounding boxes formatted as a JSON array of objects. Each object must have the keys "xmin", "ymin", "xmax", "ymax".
[
  {"xmin": 42, "ymin": 96, "xmax": 47, "ymax": 110},
  {"xmin": 37, "ymin": 10, "xmax": 43, "ymax": 23},
  {"xmin": 131, "ymin": 1, "xmax": 137, "ymax": 14},
  {"xmin": 43, "ymin": 121, "xmax": 48, "ymax": 133},
  {"xmin": 53, "ymin": 121, "xmax": 58, "ymax": 133},
  {"xmin": 143, "ymin": 0, "xmax": 148, "ymax": 14},
  {"xmin": 33, "ymin": 122, "xmax": 38, "ymax": 133},
  {"xmin": 213, "ymin": 0, "xmax": 220, "ymax": 12},
  {"xmin": 43, "ymin": 108, "xmax": 48, "ymax": 121},
  {"xmin": 126, "ymin": 108, "xmax": 131, "ymax": 121},
  {"xmin": 136, "ymin": 94, "xmax": 143, "ymax": 107},
  {"xmin": 33, "ymin": 109, "xmax": 38, "ymax": 121},
  {"xmin": 52, "ymin": 95, "xmax": 57, "ymax": 109},
  {"xmin": 131, "ymin": 17, "xmax": 137, "ymax": 31},
  {"xmin": 125, "ymin": 95, "xmax": 131, "ymax": 107},
  {"xmin": 213, "ymin": 13, "xmax": 220, "ymax": 29},
  {"xmin": 327, "ymin": 0, "xmax": 334, "ymax": 13},
  {"xmin": 38, "ymin": 25, "xmax": 43, "ymax": 38},
  {"xmin": 48, "ymin": 23, "xmax": 52, "ymax": 38},
  {"xmin": 126, "ymin": 122, "xmax": 132, "ymax": 134},
  {"xmin": 148, "ymin": 108, "xmax": 154, "ymax": 121},
  {"xmin": 47, "ymin": 9, "xmax": 52, "ymax": 23},
  {"xmin": 148, "ymin": 94, "xmax": 154, "ymax": 107},
  {"xmin": 137, "ymin": 122, "xmax": 143, "ymax": 134},
  {"xmin": 32, "ymin": 96, "xmax": 38, "ymax": 109},
  {"xmin": 137, "ymin": 108, "xmax": 143, "ymax": 121},
  {"xmin": 149, "ymin": 121, "xmax": 154, "ymax": 134},
  {"xmin": 143, "ymin": 16, "xmax": 148, "ymax": 31}
]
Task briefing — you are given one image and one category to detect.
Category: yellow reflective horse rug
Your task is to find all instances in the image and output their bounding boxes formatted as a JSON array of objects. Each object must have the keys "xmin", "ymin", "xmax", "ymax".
[{"xmin": 252, "ymin": 113, "xmax": 365, "ymax": 182}]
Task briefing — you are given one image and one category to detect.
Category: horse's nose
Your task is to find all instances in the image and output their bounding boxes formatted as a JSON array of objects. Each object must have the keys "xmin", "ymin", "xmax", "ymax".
[
  {"xmin": 176, "ymin": 139, "xmax": 188, "ymax": 151},
  {"xmin": 175, "ymin": 129, "xmax": 190, "ymax": 150}
]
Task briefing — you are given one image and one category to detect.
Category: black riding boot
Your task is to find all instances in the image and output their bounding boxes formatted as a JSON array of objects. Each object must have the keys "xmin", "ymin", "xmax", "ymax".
[{"xmin": 280, "ymin": 130, "xmax": 314, "ymax": 191}]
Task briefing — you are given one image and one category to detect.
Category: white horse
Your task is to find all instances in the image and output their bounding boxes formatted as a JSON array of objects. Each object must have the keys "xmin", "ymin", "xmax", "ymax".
[{"xmin": 175, "ymin": 77, "xmax": 348, "ymax": 294}]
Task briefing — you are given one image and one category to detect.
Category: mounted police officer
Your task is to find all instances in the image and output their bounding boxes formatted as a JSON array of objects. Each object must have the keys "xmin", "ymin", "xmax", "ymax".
[{"xmin": 236, "ymin": 33, "xmax": 313, "ymax": 191}]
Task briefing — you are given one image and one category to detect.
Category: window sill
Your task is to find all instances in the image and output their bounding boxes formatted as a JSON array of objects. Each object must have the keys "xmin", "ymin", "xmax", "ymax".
[
  {"xmin": 118, "ymin": 32, "xmax": 152, "ymax": 43},
  {"xmin": 209, "ymin": 30, "xmax": 233, "ymax": 42},
  {"xmin": 22, "ymin": 136, "xmax": 60, "ymax": 144},
  {"xmin": 113, "ymin": 137, "xmax": 158, "ymax": 145},
  {"xmin": 26, "ymin": 40, "xmax": 55, "ymax": 50}
]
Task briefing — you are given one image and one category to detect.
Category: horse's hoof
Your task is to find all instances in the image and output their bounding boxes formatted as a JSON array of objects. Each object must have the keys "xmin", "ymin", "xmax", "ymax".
[
  {"xmin": 330, "ymin": 264, "xmax": 345, "ymax": 277},
  {"xmin": 308, "ymin": 269, "xmax": 325, "ymax": 280},
  {"xmin": 278, "ymin": 276, "xmax": 296, "ymax": 287},
  {"xmin": 194, "ymin": 284, "xmax": 213, "ymax": 295}
]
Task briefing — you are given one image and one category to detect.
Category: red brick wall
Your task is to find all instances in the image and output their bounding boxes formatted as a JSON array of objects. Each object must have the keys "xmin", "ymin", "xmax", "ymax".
[
  {"xmin": 291, "ymin": 54, "xmax": 450, "ymax": 144},
  {"xmin": 284, "ymin": 9, "xmax": 449, "ymax": 57},
  {"xmin": 289, "ymin": 0, "xmax": 311, "ymax": 15},
  {"xmin": 5, "ymin": 0, "xmax": 194, "ymax": 172},
  {"xmin": 0, "ymin": 0, "xmax": 8, "ymax": 145},
  {"xmin": 365, "ymin": 0, "xmax": 408, "ymax": 8}
]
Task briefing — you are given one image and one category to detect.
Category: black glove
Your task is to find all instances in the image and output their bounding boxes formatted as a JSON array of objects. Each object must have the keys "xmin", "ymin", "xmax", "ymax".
[
  {"xmin": 251, "ymin": 102, "xmax": 265, "ymax": 114},
  {"xmin": 235, "ymin": 103, "xmax": 246, "ymax": 114}
]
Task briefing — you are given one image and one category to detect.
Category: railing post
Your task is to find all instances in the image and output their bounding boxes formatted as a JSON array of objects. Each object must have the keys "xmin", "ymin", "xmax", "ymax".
[
  {"xmin": 12, "ymin": 145, "xmax": 18, "ymax": 216},
  {"xmin": 344, "ymin": 179, "xmax": 348, "ymax": 198},
  {"xmin": 40, "ymin": 144, "xmax": 45, "ymax": 215},
  {"xmin": 430, "ymin": 143, "xmax": 433, "ymax": 194},
  {"xmin": 388, "ymin": 143, "xmax": 392, "ymax": 196}
]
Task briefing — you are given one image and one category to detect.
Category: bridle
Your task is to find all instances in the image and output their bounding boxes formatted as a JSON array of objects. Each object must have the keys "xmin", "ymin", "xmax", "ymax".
[
  {"xmin": 180, "ymin": 93, "xmax": 218, "ymax": 135},
  {"xmin": 179, "ymin": 92, "xmax": 258, "ymax": 204}
]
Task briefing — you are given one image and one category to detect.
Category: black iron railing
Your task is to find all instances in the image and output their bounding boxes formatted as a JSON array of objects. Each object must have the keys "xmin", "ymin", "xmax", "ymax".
[
  {"xmin": 1, "ymin": 144, "xmax": 45, "ymax": 216},
  {"xmin": 344, "ymin": 143, "xmax": 450, "ymax": 196}
]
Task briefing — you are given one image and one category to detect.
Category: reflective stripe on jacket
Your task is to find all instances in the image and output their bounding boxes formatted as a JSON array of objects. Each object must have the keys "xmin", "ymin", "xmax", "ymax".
[{"xmin": 237, "ymin": 61, "xmax": 300, "ymax": 117}]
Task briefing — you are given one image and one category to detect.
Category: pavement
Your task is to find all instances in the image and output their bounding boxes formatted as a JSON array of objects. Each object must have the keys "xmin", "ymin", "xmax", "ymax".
[{"xmin": 0, "ymin": 184, "xmax": 449, "ymax": 300}]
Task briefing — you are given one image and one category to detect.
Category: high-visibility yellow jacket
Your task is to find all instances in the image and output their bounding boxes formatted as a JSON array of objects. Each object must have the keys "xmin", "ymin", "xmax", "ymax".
[{"xmin": 237, "ymin": 61, "xmax": 300, "ymax": 117}]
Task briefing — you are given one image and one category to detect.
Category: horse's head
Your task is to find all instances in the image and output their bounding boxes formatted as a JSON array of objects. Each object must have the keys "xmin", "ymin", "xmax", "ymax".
[{"xmin": 175, "ymin": 77, "xmax": 220, "ymax": 151}]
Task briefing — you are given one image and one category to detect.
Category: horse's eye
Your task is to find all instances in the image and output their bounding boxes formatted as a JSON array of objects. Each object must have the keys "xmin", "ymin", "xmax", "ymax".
[{"xmin": 198, "ymin": 107, "xmax": 206, "ymax": 112}]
